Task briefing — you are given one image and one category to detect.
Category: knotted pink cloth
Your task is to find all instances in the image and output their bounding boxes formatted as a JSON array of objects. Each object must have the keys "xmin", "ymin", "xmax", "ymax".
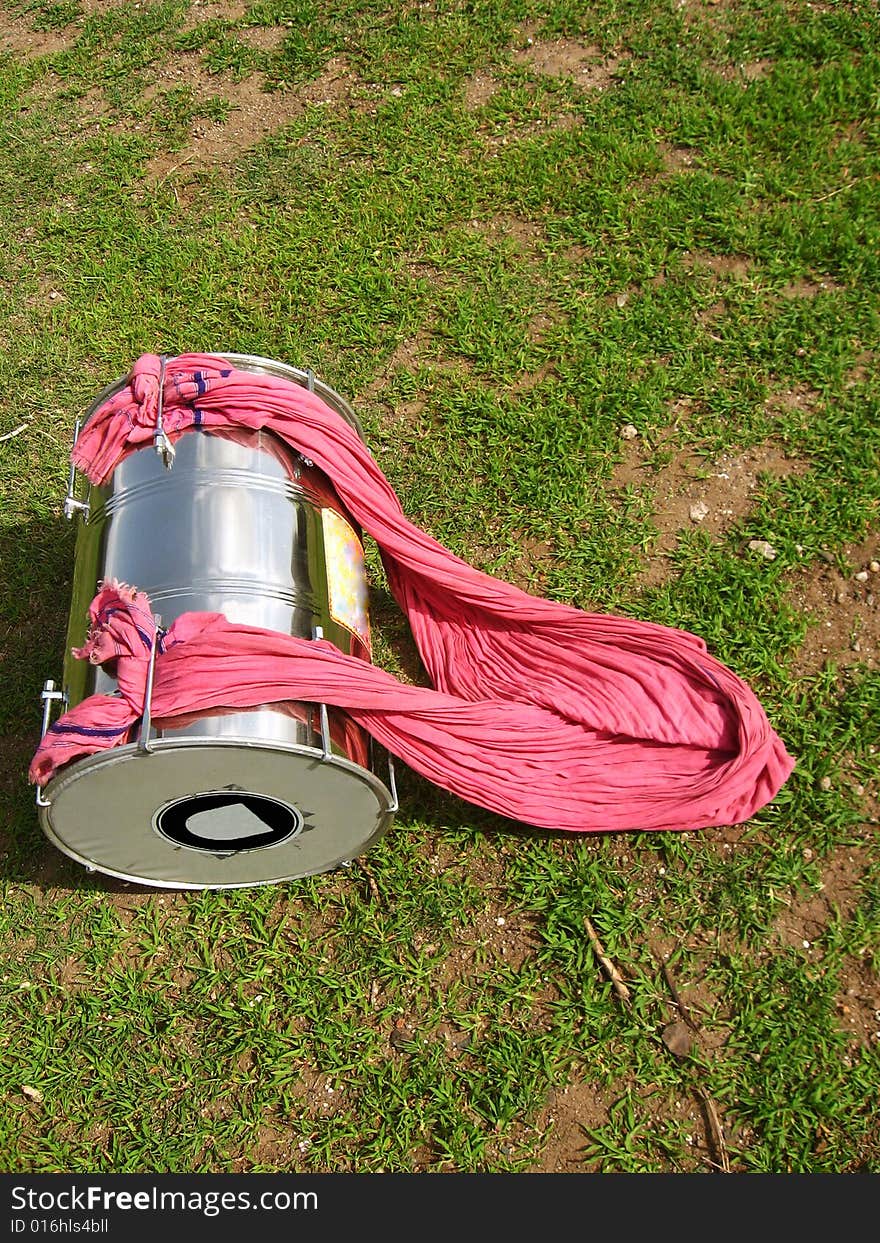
[{"xmin": 30, "ymin": 352, "xmax": 794, "ymax": 833}]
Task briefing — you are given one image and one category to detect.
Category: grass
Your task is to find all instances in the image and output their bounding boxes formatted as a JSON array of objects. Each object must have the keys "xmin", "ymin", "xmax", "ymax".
[{"xmin": 0, "ymin": 0, "xmax": 879, "ymax": 1174}]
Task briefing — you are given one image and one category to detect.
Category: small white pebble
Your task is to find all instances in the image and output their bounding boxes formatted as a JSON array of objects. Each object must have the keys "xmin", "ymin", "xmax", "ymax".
[
  {"xmin": 869, "ymin": 561, "xmax": 879, "ymax": 573},
  {"xmin": 620, "ymin": 423, "xmax": 639, "ymax": 439},
  {"xmin": 819, "ymin": 776, "xmax": 832, "ymax": 791},
  {"xmin": 803, "ymin": 847, "xmax": 813, "ymax": 860},
  {"xmin": 803, "ymin": 940, "xmax": 811, "ymax": 949},
  {"xmin": 855, "ymin": 785, "xmax": 865, "ymax": 797},
  {"xmin": 855, "ymin": 571, "xmax": 869, "ymax": 582},
  {"xmin": 748, "ymin": 539, "xmax": 777, "ymax": 560},
  {"xmin": 689, "ymin": 501, "xmax": 710, "ymax": 523},
  {"xmin": 495, "ymin": 917, "xmax": 506, "ymax": 927}
]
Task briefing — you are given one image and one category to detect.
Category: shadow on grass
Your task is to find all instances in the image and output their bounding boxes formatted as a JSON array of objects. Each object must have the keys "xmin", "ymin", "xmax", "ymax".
[{"xmin": 0, "ymin": 512, "xmax": 79, "ymax": 887}]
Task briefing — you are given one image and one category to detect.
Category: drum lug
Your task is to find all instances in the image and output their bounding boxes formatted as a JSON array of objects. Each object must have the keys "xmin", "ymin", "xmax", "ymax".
[
  {"xmin": 387, "ymin": 756, "xmax": 399, "ymax": 813},
  {"xmin": 312, "ymin": 626, "xmax": 332, "ymax": 759},
  {"xmin": 62, "ymin": 418, "xmax": 90, "ymax": 521},
  {"xmin": 153, "ymin": 355, "xmax": 175, "ymax": 469},
  {"xmin": 136, "ymin": 615, "xmax": 164, "ymax": 754},
  {"xmin": 36, "ymin": 679, "xmax": 67, "ymax": 808}
]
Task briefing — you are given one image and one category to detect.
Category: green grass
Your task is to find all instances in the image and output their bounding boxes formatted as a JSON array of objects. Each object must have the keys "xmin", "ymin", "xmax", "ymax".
[{"xmin": 1, "ymin": 0, "xmax": 879, "ymax": 1174}]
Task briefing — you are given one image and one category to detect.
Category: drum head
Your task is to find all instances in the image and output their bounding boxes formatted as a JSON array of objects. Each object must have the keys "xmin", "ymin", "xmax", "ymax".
[{"xmin": 38, "ymin": 740, "xmax": 395, "ymax": 888}]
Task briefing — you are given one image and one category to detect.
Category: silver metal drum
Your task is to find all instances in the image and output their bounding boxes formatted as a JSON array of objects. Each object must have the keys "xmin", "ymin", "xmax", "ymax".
[{"xmin": 37, "ymin": 354, "xmax": 396, "ymax": 889}]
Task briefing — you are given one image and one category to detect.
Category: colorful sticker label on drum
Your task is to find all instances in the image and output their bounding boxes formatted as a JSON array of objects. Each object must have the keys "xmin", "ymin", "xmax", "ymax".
[{"xmin": 322, "ymin": 507, "xmax": 371, "ymax": 651}]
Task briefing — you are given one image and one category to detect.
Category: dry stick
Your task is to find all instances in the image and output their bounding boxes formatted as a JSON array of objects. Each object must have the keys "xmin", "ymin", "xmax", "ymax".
[
  {"xmin": 360, "ymin": 860, "xmax": 381, "ymax": 904},
  {"xmin": 660, "ymin": 957, "xmax": 730, "ymax": 1173},
  {"xmin": 0, "ymin": 423, "xmax": 28, "ymax": 443},
  {"xmin": 155, "ymin": 154, "xmax": 196, "ymax": 188},
  {"xmin": 813, "ymin": 178, "xmax": 860, "ymax": 203},
  {"xmin": 661, "ymin": 959, "xmax": 698, "ymax": 1030},
  {"xmin": 583, "ymin": 916, "xmax": 631, "ymax": 1007},
  {"xmin": 697, "ymin": 1087, "xmax": 730, "ymax": 1174}
]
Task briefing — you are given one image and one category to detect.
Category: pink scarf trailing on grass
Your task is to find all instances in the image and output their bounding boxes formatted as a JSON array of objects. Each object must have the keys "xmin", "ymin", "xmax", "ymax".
[{"xmin": 29, "ymin": 352, "xmax": 795, "ymax": 833}]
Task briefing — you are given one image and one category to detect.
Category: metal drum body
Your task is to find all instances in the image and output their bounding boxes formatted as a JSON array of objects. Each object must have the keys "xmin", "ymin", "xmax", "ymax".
[{"xmin": 38, "ymin": 355, "xmax": 396, "ymax": 888}]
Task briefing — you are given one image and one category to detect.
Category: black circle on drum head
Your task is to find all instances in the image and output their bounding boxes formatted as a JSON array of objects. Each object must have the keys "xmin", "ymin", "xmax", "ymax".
[{"xmin": 154, "ymin": 791, "xmax": 303, "ymax": 853}]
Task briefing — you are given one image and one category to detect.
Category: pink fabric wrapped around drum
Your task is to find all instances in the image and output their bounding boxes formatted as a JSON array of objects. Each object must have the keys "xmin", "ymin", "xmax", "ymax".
[{"xmin": 31, "ymin": 352, "xmax": 794, "ymax": 887}]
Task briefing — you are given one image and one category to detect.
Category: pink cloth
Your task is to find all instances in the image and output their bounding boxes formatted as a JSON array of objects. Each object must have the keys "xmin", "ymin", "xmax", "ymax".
[{"xmin": 30, "ymin": 353, "xmax": 795, "ymax": 833}]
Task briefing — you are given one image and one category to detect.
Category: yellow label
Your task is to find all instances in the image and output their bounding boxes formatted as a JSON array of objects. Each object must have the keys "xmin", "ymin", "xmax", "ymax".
[{"xmin": 322, "ymin": 508, "xmax": 371, "ymax": 650}]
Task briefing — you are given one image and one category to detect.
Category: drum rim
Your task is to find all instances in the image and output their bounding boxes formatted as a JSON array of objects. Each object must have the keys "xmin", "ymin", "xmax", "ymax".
[
  {"xmin": 81, "ymin": 352, "xmax": 367, "ymax": 443},
  {"xmin": 37, "ymin": 737, "xmax": 396, "ymax": 890}
]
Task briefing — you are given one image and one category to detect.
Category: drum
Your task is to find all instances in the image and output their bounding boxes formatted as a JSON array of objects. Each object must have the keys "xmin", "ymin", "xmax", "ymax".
[{"xmin": 36, "ymin": 354, "xmax": 397, "ymax": 889}]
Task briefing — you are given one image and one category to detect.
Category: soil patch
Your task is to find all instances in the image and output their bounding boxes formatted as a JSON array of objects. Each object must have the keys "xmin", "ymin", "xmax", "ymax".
[
  {"xmin": 786, "ymin": 533, "xmax": 880, "ymax": 678},
  {"xmin": 532, "ymin": 1079, "xmax": 612, "ymax": 1171},
  {"xmin": 682, "ymin": 250, "xmax": 754, "ymax": 280},
  {"xmin": 513, "ymin": 30, "xmax": 622, "ymax": 91},
  {"xmin": 144, "ymin": 56, "xmax": 362, "ymax": 180},
  {"xmin": 0, "ymin": 12, "xmax": 76, "ymax": 57},
  {"xmin": 238, "ymin": 26, "xmax": 287, "ymax": 53},
  {"xmin": 464, "ymin": 213, "xmax": 546, "ymax": 258},
  {"xmin": 716, "ymin": 58, "xmax": 774, "ymax": 83},
  {"xmin": 612, "ymin": 434, "xmax": 809, "ymax": 587},
  {"xmin": 463, "ymin": 72, "xmax": 499, "ymax": 109},
  {"xmin": 659, "ymin": 142, "xmax": 698, "ymax": 173}
]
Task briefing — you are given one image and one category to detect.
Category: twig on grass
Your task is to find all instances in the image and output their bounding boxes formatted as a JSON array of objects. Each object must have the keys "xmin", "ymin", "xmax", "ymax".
[
  {"xmin": 584, "ymin": 916, "xmax": 631, "ymax": 1007},
  {"xmin": 812, "ymin": 178, "xmax": 861, "ymax": 203},
  {"xmin": 155, "ymin": 155, "xmax": 196, "ymax": 188},
  {"xmin": 697, "ymin": 1086, "xmax": 730, "ymax": 1173},
  {"xmin": 0, "ymin": 423, "xmax": 28, "ymax": 443},
  {"xmin": 658, "ymin": 956, "xmax": 730, "ymax": 1172},
  {"xmin": 661, "ymin": 959, "xmax": 698, "ymax": 1030},
  {"xmin": 360, "ymin": 860, "xmax": 381, "ymax": 904}
]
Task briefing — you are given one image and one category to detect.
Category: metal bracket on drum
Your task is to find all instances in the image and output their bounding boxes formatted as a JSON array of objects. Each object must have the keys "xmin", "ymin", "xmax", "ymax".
[
  {"xmin": 62, "ymin": 418, "xmax": 90, "ymax": 522},
  {"xmin": 312, "ymin": 625, "xmax": 332, "ymax": 759},
  {"xmin": 298, "ymin": 369, "xmax": 316, "ymax": 470},
  {"xmin": 137, "ymin": 615, "xmax": 164, "ymax": 754},
  {"xmin": 153, "ymin": 354, "xmax": 175, "ymax": 470},
  {"xmin": 386, "ymin": 756, "xmax": 399, "ymax": 813},
  {"xmin": 35, "ymin": 680, "xmax": 67, "ymax": 808},
  {"xmin": 312, "ymin": 625, "xmax": 399, "ymax": 811}
]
